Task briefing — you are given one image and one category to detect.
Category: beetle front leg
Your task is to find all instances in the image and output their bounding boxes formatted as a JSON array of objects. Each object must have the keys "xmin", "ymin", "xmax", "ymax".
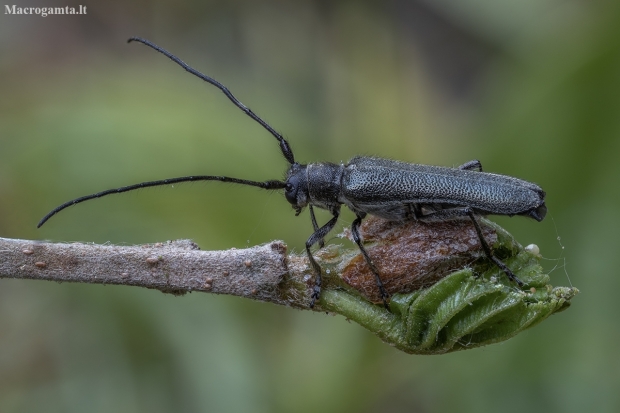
[
  {"xmin": 351, "ymin": 213, "xmax": 390, "ymax": 309},
  {"xmin": 306, "ymin": 207, "xmax": 341, "ymax": 307},
  {"xmin": 417, "ymin": 207, "xmax": 524, "ymax": 286},
  {"xmin": 309, "ymin": 205, "xmax": 325, "ymax": 249}
]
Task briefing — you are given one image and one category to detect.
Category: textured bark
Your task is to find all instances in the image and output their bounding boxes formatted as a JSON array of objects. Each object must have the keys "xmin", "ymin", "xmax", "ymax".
[
  {"xmin": 0, "ymin": 237, "xmax": 312, "ymax": 307},
  {"xmin": 0, "ymin": 218, "xmax": 494, "ymax": 310}
]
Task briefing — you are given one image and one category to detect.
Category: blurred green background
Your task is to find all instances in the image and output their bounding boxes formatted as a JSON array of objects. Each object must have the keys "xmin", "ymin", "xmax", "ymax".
[{"xmin": 1, "ymin": 0, "xmax": 619, "ymax": 412}]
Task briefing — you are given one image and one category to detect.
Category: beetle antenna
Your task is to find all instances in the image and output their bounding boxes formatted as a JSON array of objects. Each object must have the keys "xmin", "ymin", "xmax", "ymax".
[
  {"xmin": 127, "ymin": 37, "xmax": 296, "ymax": 165},
  {"xmin": 37, "ymin": 176, "xmax": 287, "ymax": 228}
]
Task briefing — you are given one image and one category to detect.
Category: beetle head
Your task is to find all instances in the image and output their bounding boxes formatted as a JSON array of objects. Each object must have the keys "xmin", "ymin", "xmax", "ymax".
[{"xmin": 284, "ymin": 163, "xmax": 309, "ymax": 215}]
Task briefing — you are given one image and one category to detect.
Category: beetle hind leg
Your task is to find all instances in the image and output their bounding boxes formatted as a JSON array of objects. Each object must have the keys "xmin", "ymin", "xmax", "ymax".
[
  {"xmin": 464, "ymin": 210, "xmax": 524, "ymax": 287},
  {"xmin": 417, "ymin": 207, "xmax": 524, "ymax": 286}
]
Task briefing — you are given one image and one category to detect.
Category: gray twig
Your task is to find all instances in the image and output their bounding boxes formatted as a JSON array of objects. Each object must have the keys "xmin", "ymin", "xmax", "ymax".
[{"xmin": 0, "ymin": 237, "xmax": 315, "ymax": 308}]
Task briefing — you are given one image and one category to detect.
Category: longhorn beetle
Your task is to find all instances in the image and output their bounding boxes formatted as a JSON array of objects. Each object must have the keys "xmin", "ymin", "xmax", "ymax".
[{"xmin": 38, "ymin": 37, "xmax": 547, "ymax": 309}]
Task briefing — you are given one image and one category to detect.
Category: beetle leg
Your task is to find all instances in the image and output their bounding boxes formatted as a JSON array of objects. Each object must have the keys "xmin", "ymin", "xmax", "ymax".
[
  {"xmin": 465, "ymin": 210, "xmax": 524, "ymax": 286},
  {"xmin": 309, "ymin": 205, "xmax": 325, "ymax": 249},
  {"xmin": 306, "ymin": 207, "xmax": 341, "ymax": 307},
  {"xmin": 459, "ymin": 160, "xmax": 483, "ymax": 172},
  {"xmin": 417, "ymin": 207, "xmax": 524, "ymax": 286},
  {"xmin": 351, "ymin": 213, "xmax": 390, "ymax": 309},
  {"xmin": 411, "ymin": 204, "xmax": 423, "ymax": 220}
]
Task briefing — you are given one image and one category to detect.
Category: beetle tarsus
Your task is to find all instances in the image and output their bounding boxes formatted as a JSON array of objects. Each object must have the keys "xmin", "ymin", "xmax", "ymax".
[
  {"xmin": 491, "ymin": 258, "xmax": 525, "ymax": 286},
  {"xmin": 310, "ymin": 285, "xmax": 321, "ymax": 308}
]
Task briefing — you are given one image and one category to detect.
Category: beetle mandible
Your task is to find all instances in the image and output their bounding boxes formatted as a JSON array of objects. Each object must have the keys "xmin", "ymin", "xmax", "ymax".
[{"xmin": 38, "ymin": 37, "xmax": 547, "ymax": 309}]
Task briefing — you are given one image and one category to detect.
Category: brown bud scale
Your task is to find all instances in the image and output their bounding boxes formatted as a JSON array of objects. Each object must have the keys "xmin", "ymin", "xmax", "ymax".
[{"xmin": 341, "ymin": 217, "xmax": 496, "ymax": 303}]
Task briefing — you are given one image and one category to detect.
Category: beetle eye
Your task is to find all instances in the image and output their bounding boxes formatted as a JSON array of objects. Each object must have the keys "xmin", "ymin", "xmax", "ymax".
[{"xmin": 285, "ymin": 183, "xmax": 293, "ymax": 192}]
